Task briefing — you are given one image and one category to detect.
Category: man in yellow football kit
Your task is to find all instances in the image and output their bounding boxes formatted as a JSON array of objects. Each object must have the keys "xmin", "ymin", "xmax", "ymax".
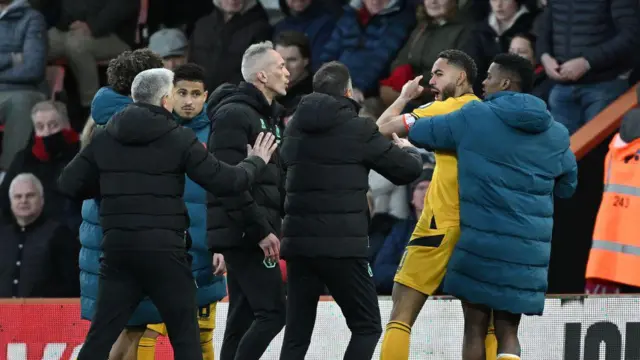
[{"xmin": 376, "ymin": 50, "xmax": 497, "ymax": 360}]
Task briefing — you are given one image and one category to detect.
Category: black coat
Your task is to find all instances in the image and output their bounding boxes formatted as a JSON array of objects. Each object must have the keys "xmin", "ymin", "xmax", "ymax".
[
  {"xmin": 188, "ymin": 4, "xmax": 272, "ymax": 93},
  {"xmin": 207, "ymin": 82, "xmax": 285, "ymax": 251},
  {"xmin": 0, "ymin": 215, "xmax": 79, "ymax": 298},
  {"xmin": 536, "ymin": 0, "xmax": 640, "ymax": 84},
  {"xmin": 280, "ymin": 93, "xmax": 423, "ymax": 258},
  {"xmin": 57, "ymin": 103, "xmax": 267, "ymax": 251}
]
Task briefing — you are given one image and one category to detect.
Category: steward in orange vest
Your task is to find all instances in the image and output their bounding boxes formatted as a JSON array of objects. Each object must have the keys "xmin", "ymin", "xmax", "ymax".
[{"xmin": 586, "ymin": 110, "xmax": 640, "ymax": 291}]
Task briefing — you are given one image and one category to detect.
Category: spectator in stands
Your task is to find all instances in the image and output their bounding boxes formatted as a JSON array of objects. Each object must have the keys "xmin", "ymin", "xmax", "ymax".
[
  {"xmin": 585, "ymin": 86, "xmax": 640, "ymax": 295},
  {"xmin": 320, "ymin": 0, "xmax": 415, "ymax": 101},
  {"xmin": 48, "ymin": 0, "xmax": 140, "ymax": 115},
  {"xmin": 275, "ymin": 31, "xmax": 313, "ymax": 124},
  {"xmin": 0, "ymin": 173, "xmax": 79, "ymax": 298},
  {"xmin": 76, "ymin": 49, "xmax": 163, "ymax": 360},
  {"xmin": 189, "ymin": 0, "xmax": 273, "ymax": 93},
  {"xmin": 372, "ymin": 166, "xmax": 432, "ymax": 294},
  {"xmin": 464, "ymin": 0, "xmax": 536, "ymax": 95},
  {"xmin": 379, "ymin": 0, "xmax": 470, "ymax": 107},
  {"xmin": 0, "ymin": 101, "xmax": 81, "ymax": 234},
  {"xmin": 509, "ymin": 32, "xmax": 551, "ymax": 102},
  {"xmin": 0, "ymin": 0, "xmax": 47, "ymax": 176},
  {"xmin": 273, "ymin": 0, "xmax": 335, "ymax": 71},
  {"xmin": 149, "ymin": 28, "xmax": 189, "ymax": 71},
  {"xmin": 537, "ymin": 0, "xmax": 640, "ymax": 134}
]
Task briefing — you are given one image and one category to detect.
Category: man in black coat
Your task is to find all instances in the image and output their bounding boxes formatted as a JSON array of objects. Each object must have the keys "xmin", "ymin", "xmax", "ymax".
[
  {"xmin": 206, "ymin": 40, "xmax": 288, "ymax": 360},
  {"xmin": 278, "ymin": 61, "xmax": 423, "ymax": 360},
  {"xmin": 57, "ymin": 68, "xmax": 277, "ymax": 360}
]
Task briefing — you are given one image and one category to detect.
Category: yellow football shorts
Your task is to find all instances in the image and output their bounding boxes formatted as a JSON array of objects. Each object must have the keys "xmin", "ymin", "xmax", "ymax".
[
  {"xmin": 394, "ymin": 214, "xmax": 461, "ymax": 296},
  {"xmin": 147, "ymin": 302, "xmax": 217, "ymax": 335}
]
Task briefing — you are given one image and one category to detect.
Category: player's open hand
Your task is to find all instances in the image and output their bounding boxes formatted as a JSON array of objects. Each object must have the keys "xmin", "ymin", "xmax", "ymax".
[
  {"xmin": 259, "ymin": 233, "xmax": 280, "ymax": 262},
  {"xmin": 247, "ymin": 132, "xmax": 278, "ymax": 164},
  {"xmin": 213, "ymin": 253, "xmax": 226, "ymax": 275},
  {"xmin": 393, "ymin": 133, "xmax": 414, "ymax": 149},
  {"xmin": 400, "ymin": 75, "xmax": 424, "ymax": 101}
]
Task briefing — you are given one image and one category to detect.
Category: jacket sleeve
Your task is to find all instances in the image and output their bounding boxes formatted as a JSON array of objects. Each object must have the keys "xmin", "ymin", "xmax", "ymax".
[
  {"xmin": 581, "ymin": 0, "xmax": 640, "ymax": 71},
  {"xmin": 183, "ymin": 130, "xmax": 266, "ymax": 195},
  {"xmin": 363, "ymin": 120, "xmax": 423, "ymax": 185},
  {"xmin": 310, "ymin": 15, "xmax": 337, "ymax": 71},
  {"xmin": 86, "ymin": 0, "xmax": 140, "ymax": 38},
  {"xmin": 554, "ymin": 148, "xmax": 578, "ymax": 199},
  {"xmin": 208, "ymin": 108, "xmax": 275, "ymax": 242},
  {"xmin": 57, "ymin": 142, "xmax": 101, "ymax": 201},
  {"xmin": 50, "ymin": 225, "xmax": 81, "ymax": 297},
  {"xmin": 407, "ymin": 106, "xmax": 468, "ymax": 151},
  {"xmin": 0, "ymin": 11, "xmax": 47, "ymax": 84},
  {"xmin": 535, "ymin": 6, "xmax": 553, "ymax": 60}
]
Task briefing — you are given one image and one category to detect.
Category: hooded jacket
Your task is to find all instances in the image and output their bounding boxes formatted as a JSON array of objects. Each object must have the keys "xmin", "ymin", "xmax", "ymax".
[
  {"xmin": 59, "ymin": 102, "xmax": 267, "ymax": 251},
  {"xmin": 206, "ymin": 82, "xmax": 285, "ymax": 251},
  {"xmin": 406, "ymin": 91, "xmax": 577, "ymax": 315},
  {"xmin": 280, "ymin": 92, "xmax": 422, "ymax": 258}
]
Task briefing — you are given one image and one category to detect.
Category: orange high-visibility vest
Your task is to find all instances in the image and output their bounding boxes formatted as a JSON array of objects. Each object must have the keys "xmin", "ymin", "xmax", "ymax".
[{"xmin": 585, "ymin": 134, "xmax": 640, "ymax": 288}]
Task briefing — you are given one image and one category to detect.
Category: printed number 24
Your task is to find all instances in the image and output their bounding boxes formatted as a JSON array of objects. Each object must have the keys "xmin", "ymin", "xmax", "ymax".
[{"xmin": 613, "ymin": 196, "xmax": 630, "ymax": 208}]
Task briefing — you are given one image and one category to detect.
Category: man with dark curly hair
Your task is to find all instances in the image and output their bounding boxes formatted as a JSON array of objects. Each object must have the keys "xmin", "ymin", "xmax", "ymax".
[{"xmin": 78, "ymin": 48, "xmax": 163, "ymax": 360}]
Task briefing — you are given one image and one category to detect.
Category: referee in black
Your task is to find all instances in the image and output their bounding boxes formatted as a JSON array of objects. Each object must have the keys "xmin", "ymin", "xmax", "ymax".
[
  {"xmin": 57, "ymin": 68, "xmax": 277, "ymax": 360},
  {"xmin": 279, "ymin": 61, "xmax": 423, "ymax": 360}
]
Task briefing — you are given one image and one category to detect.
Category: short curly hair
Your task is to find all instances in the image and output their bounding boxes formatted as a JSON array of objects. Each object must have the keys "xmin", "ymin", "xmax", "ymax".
[{"xmin": 106, "ymin": 49, "xmax": 164, "ymax": 96}]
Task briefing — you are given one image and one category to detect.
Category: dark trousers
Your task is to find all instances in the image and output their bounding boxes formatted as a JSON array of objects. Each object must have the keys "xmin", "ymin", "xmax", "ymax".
[
  {"xmin": 280, "ymin": 257, "xmax": 382, "ymax": 360},
  {"xmin": 77, "ymin": 250, "xmax": 202, "ymax": 360},
  {"xmin": 220, "ymin": 249, "xmax": 286, "ymax": 360}
]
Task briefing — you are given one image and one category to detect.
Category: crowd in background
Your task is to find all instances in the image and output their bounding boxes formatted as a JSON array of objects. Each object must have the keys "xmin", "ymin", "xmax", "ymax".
[{"xmin": 1, "ymin": 0, "xmax": 639, "ymax": 298}]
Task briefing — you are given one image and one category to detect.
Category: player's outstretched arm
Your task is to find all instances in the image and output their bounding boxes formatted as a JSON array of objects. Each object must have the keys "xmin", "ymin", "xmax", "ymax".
[{"xmin": 377, "ymin": 76, "xmax": 424, "ymax": 138}]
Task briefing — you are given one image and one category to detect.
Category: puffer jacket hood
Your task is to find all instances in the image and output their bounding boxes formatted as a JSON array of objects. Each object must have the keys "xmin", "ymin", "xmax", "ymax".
[
  {"xmin": 486, "ymin": 91, "xmax": 552, "ymax": 134},
  {"xmin": 91, "ymin": 87, "xmax": 133, "ymax": 125}
]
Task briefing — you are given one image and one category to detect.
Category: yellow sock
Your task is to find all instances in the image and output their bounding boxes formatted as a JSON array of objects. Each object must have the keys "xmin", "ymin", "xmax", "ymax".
[
  {"xmin": 200, "ymin": 330, "xmax": 214, "ymax": 360},
  {"xmin": 137, "ymin": 336, "xmax": 157, "ymax": 360},
  {"xmin": 380, "ymin": 321, "xmax": 411, "ymax": 360},
  {"xmin": 497, "ymin": 354, "xmax": 520, "ymax": 360},
  {"xmin": 485, "ymin": 325, "xmax": 498, "ymax": 360}
]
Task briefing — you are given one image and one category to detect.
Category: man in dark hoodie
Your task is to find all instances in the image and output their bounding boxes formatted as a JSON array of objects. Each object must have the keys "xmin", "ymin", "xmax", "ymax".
[
  {"xmin": 206, "ymin": 41, "xmax": 289, "ymax": 360},
  {"xmin": 278, "ymin": 61, "xmax": 423, "ymax": 360},
  {"xmin": 58, "ymin": 68, "xmax": 278, "ymax": 360}
]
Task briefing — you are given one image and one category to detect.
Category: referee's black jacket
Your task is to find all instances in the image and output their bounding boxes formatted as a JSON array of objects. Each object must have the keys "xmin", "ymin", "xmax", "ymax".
[
  {"xmin": 57, "ymin": 102, "xmax": 267, "ymax": 251},
  {"xmin": 280, "ymin": 93, "xmax": 423, "ymax": 259},
  {"xmin": 206, "ymin": 82, "xmax": 285, "ymax": 251}
]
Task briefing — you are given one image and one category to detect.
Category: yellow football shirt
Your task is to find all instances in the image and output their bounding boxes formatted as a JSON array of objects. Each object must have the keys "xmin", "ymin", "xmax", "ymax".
[{"xmin": 403, "ymin": 94, "xmax": 480, "ymax": 235}]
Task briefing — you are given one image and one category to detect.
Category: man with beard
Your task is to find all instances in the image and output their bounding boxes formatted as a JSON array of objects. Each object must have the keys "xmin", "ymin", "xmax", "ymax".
[
  {"xmin": 376, "ymin": 49, "xmax": 497, "ymax": 360},
  {"xmin": 206, "ymin": 41, "xmax": 289, "ymax": 360}
]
